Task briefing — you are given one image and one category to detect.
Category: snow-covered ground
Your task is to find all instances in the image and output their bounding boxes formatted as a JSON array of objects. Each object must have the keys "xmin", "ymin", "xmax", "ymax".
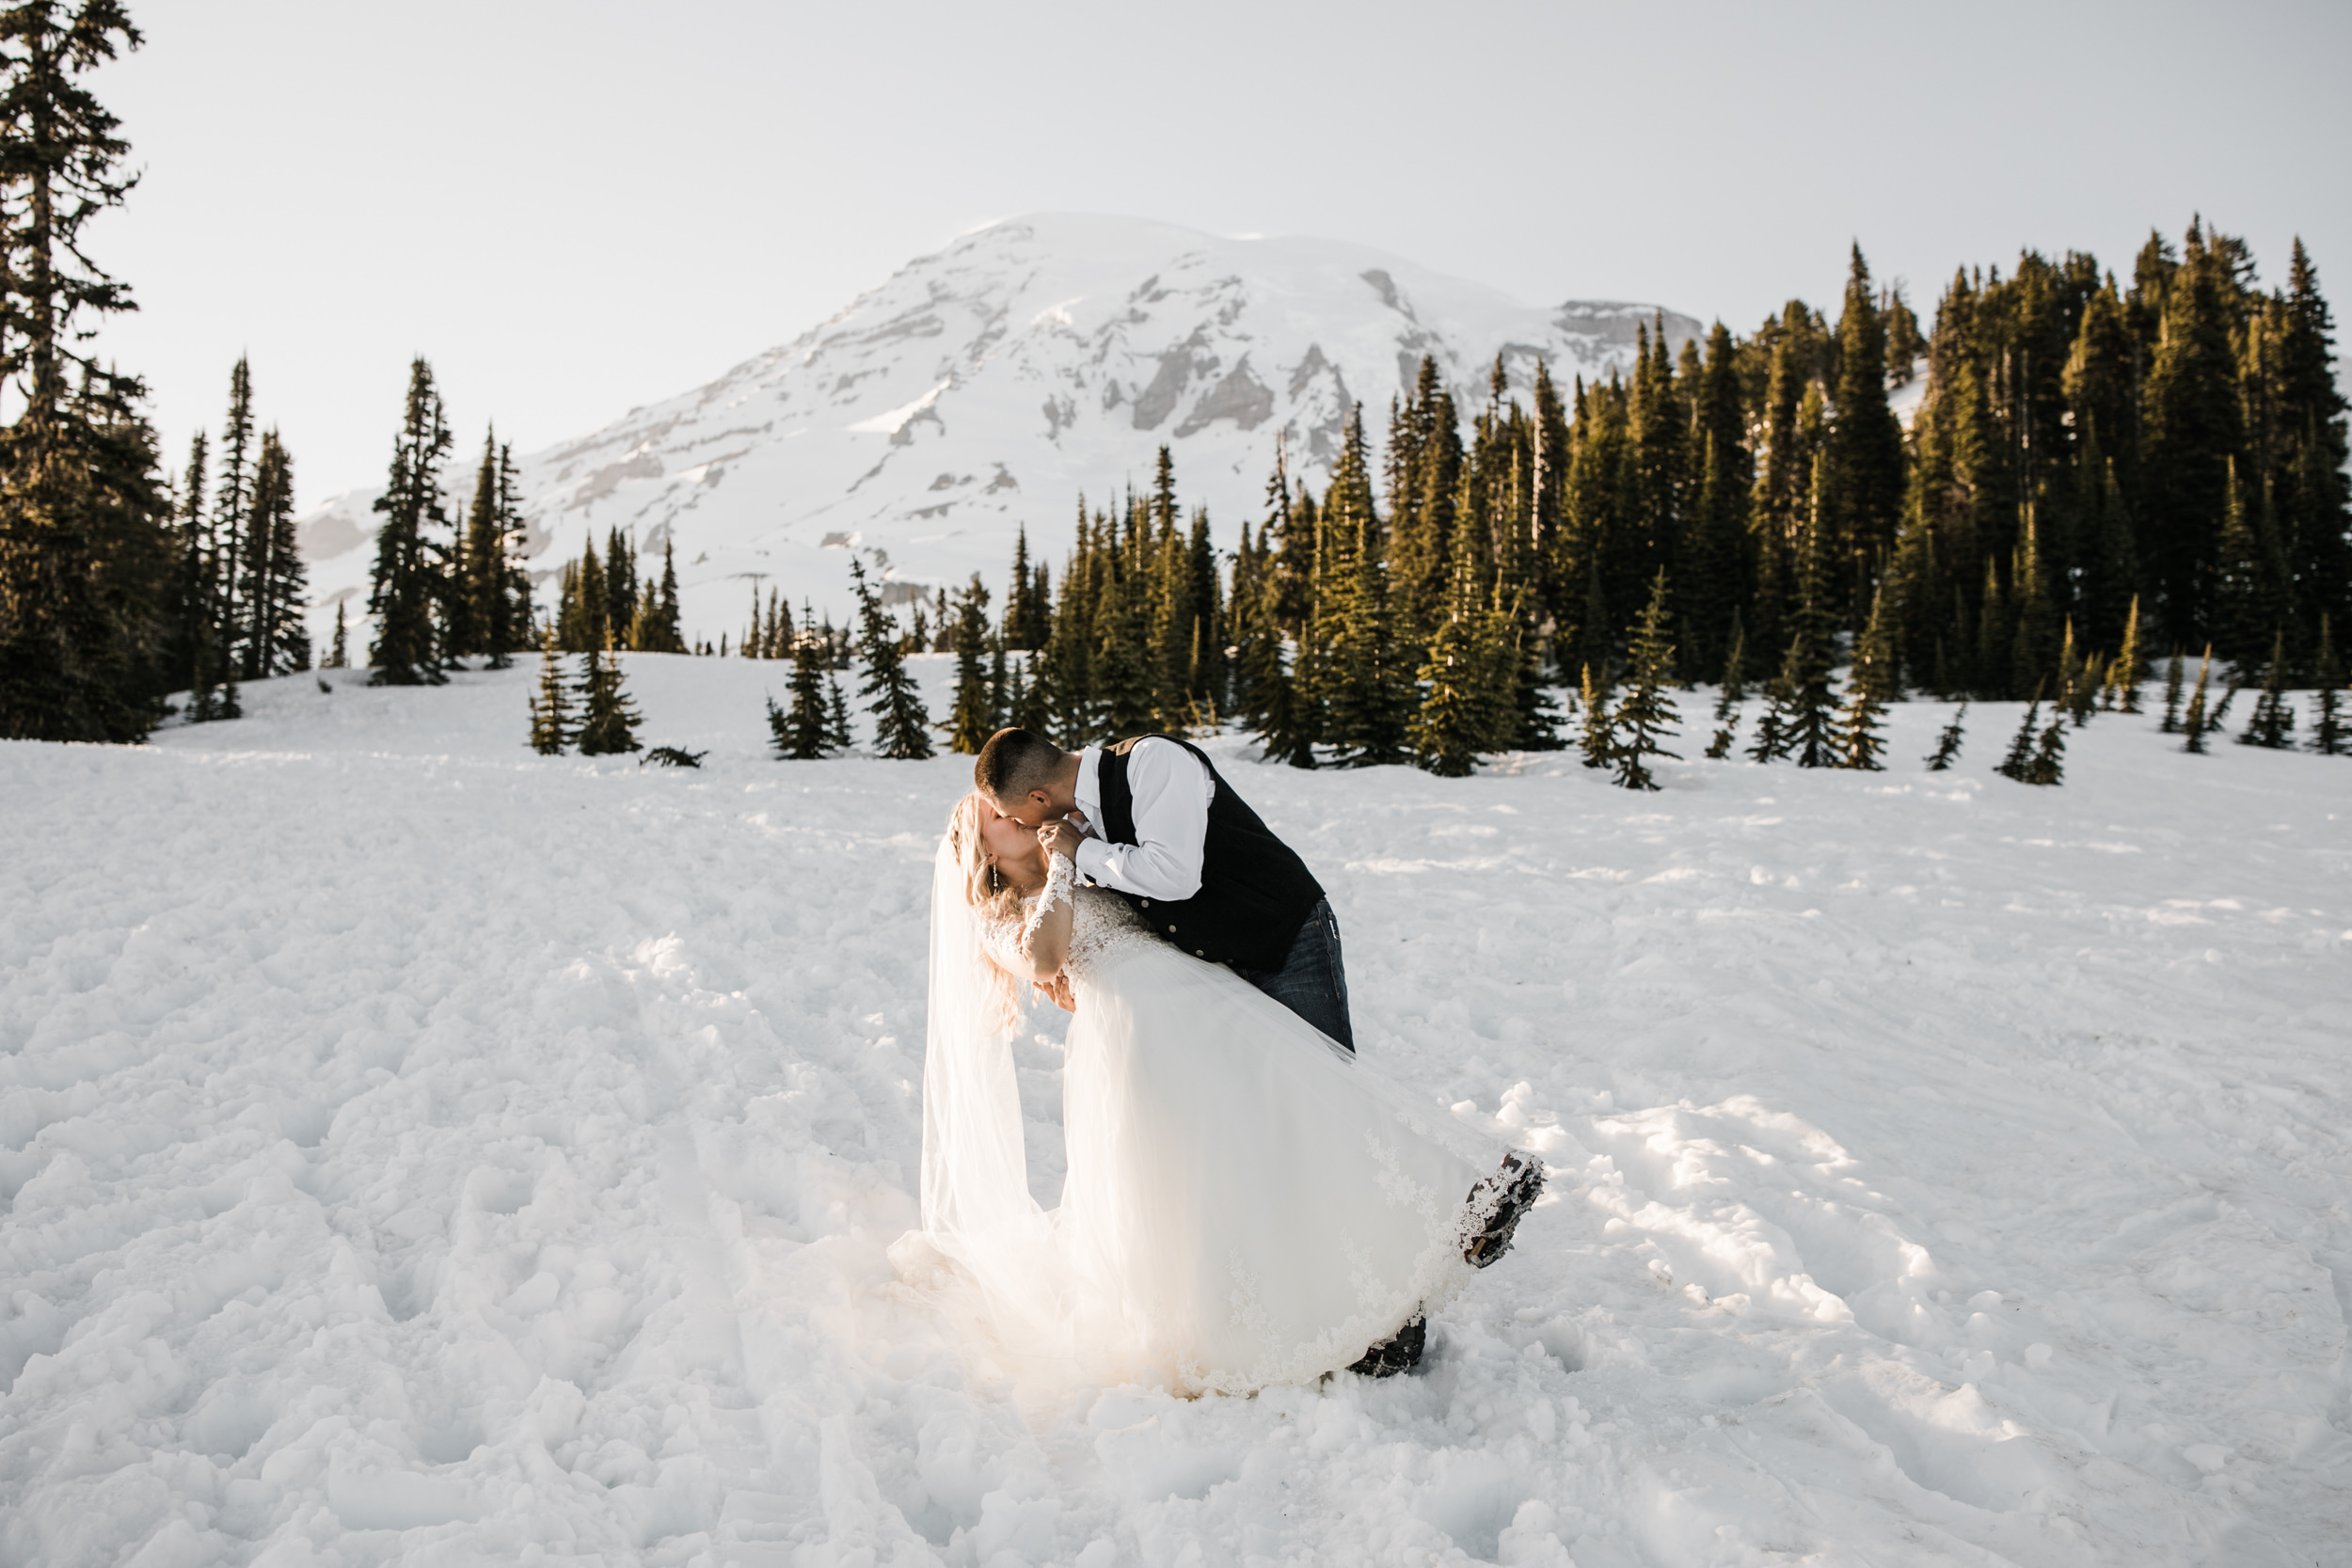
[{"xmin": 4, "ymin": 657, "xmax": 2347, "ymax": 1567}]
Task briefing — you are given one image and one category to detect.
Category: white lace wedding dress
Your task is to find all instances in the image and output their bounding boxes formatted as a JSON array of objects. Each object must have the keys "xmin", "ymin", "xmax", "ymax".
[{"xmin": 898, "ymin": 842, "xmax": 1532, "ymax": 1398}]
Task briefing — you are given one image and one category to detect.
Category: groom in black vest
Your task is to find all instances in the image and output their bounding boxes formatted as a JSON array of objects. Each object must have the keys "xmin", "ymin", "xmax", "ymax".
[{"xmin": 975, "ymin": 727, "xmax": 1353, "ymax": 1051}]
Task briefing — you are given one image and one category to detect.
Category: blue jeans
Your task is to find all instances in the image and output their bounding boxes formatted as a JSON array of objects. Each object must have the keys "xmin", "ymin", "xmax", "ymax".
[{"xmin": 1240, "ymin": 897, "xmax": 1355, "ymax": 1053}]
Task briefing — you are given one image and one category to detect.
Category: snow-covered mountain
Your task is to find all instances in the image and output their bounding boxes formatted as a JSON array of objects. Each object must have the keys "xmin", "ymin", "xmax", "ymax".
[{"xmin": 298, "ymin": 214, "xmax": 1701, "ymax": 641}]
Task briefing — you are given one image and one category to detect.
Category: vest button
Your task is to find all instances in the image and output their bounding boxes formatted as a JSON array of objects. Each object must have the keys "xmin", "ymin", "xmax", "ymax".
[
  {"xmin": 1196, "ymin": 949, "xmax": 1205, "ymax": 957},
  {"xmin": 1168, "ymin": 925, "xmax": 1176, "ymax": 933},
  {"xmin": 1140, "ymin": 899, "xmax": 1151, "ymax": 908}
]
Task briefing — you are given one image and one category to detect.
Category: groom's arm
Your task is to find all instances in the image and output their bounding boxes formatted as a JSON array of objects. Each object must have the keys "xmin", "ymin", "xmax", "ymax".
[{"xmin": 1073, "ymin": 738, "xmax": 1213, "ymax": 899}]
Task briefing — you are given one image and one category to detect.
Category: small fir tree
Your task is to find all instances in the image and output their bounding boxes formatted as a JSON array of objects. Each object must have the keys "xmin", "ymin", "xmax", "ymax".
[
  {"xmin": 1714, "ymin": 610, "xmax": 1747, "ymax": 718},
  {"xmin": 2111, "ymin": 596, "xmax": 2145, "ymax": 713},
  {"xmin": 2237, "ymin": 630, "xmax": 2294, "ymax": 749},
  {"xmin": 2160, "ymin": 651, "xmax": 2186, "ymax": 732},
  {"xmin": 2026, "ymin": 706, "xmax": 2067, "ymax": 785},
  {"xmin": 2181, "ymin": 649, "xmax": 2214, "ymax": 753},
  {"xmin": 774, "ymin": 604, "xmax": 831, "ymax": 758},
  {"xmin": 1611, "ymin": 573, "xmax": 1680, "ymax": 791},
  {"xmin": 2068, "ymin": 643, "xmax": 2101, "ymax": 728},
  {"xmin": 326, "ymin": 602, "xmax": 349, "ymax": 670},
  {"xmin": 1578, "ymin": 661, "xmax": 1616, "ymax": 769},
  {"xmin": 575, "ymin": 642, "xmax": 643, "ymax": 755},
  {"xmin": 1835, "ymin": 587, "xmax": 1897, "ymax": 770},
  {"xmin": 528, "ymin": 629, "xmax": 572, "ymax": 754},
  {"xmin": 1410, "ymin": 556, "xmax": 1502, "ymax": 777},
  {"xmin": 946, "ymin": 574, "xmax": 994, "ymax": 753},
  {"xmin": 1995, "ymin": 693, "xmax": 2044, "ymax": 782},
  {"xmin": 850, "ymin": 558, "xmax": 933, "ymax": 758},
  {"xmin": 1926, "ymin": 703, "xmax": 1967, "ymax": 770}
]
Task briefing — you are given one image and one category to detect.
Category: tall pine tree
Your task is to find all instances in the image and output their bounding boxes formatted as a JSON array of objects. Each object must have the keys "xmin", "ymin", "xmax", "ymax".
[{"xmin": 367, "ymin": 357, "xmax": 454, "ymax": 684}]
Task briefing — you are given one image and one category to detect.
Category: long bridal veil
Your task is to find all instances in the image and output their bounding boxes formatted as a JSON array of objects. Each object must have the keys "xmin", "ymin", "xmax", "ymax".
[{"xmin": 898, "ymin": 835, "xmax": 1074, "ymax": 1370}]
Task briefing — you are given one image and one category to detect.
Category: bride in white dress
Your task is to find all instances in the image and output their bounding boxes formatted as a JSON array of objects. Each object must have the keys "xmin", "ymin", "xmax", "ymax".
[{"xmin": 898, "ymin": 794, "xmax": 1543, "ymax": 1397}]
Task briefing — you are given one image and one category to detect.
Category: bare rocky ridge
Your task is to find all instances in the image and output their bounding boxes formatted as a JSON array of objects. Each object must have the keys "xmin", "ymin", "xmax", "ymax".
[{"xmin": 299, "ymin": 214, "xmax": 1700, "ymax": 636}]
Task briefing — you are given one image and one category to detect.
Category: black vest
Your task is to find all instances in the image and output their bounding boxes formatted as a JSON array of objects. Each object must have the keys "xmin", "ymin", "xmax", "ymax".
[{"xmin": 1093, "ymin": 735, "xmax": 1325, "ymax": 971}]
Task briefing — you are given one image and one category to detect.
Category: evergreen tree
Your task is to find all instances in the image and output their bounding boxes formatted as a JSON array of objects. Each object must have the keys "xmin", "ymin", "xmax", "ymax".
[
  {"xmin": 772, "ymin": 598, "xmax": 830, "ymax": 758},
  {"xmin": 527, "ymin": 627, "xmax": 571, "ymax": 754},
  {"xmin": 494, "ymin": 443, "xmax": 532, "ymax": 661},
  {"xmin": 2109, "ymin": 595, "xmax": 2144, "ymax": 712},
  {"xmin": 1995, "ymin": 693, "xmax": 2043, "ymax": 781},
  {"xmin": 2237, "ymin": 629, "xmax": 2295, "ymax": 748},
  {"xmin": 1410, "ymin": 553, "xmax": 1502, "ymax": 777},
  {"xmin": 1007, "ymin": 649, "xmax": 1050, "ymax": 734},
  {"xmin": 2139, "ymin": 223, "xmax": 2243, "ymax": 648},
  {"xmin": 558, "ymin": 536, "xmax": 606, "ymax": 654},
  {"xmin": 2180, "ymin": 648, "xmax": 2214, "ymax": 753},
  {"xmin": 1319, "ymin": 408, "xmax": 1413, "ymax": 766},
  {"xmin": 0, "ymin": 2, "xmax": 169, "ymax": 742},
  {"xmin": 1835, "ymin": 587, "xmax": 1896, "ymax": 769},
  {"xmin": 1003, "ymin": 524, "xmax": 1045, "ymax": 649},
  {"xmin": 603, "ymin": 526, "xmax": 637, "ymax": 650},
  {"xmin": 1716, "ymin": 609, "xmax": 1747, "ymax": 710},
  {"xmin": 241, "ymin": 429, "xmax": 306, "ymax": 677},
  {"xmin": 1611, "ymin": 572, "xmax": 1680, "ymax": 790},
  {"xmin": 210, "ymin": 358, "xmax": 255, "ymax": 683},
  {"xmin": 453, "ymin": 430, "xmax": 498, "ymax": 661},
  {"xmin": 849, "ymin": 556, "xmax": 933, "ymax": 758},
  {"xmin": 1090, "ymin": 571, "xmax": 1154, "ymax": 739},
  {"xmin": 574, "ymin": 641, "xmax": 642, "ymax": 755},
  {"xmin": 2026, "ymin": 706, "xmax": 2067, "ymax": 785},
  {"xmin": 326, "ymin": 601, "xmax": 348, "ymax": 670},
  {"xmin": 175, "ymin": 427, "xmax": 230, "ymax": 720},
  {"xmin": 1926, "ymin": 702, "xmax": 1967, "ymax": 770},
  {"xmin": 946, "ymin": 573, "xmax": 993, "ymax": 753},
  {"xmin": 1822, "ymin": 245, "xmax": 1906, "ymax": 610},
  {"xmin": 366, "ymin": 357, "xmax": 454, "ymax": 684},
  {"xmin": 1578, "ymin": 661, "xmax": 1617, "ymax": 769},
  {"xmin": 2160, "ymin": 649, "xmax": 2185, "ymax": 732},
  {"xmin": 1769, "ymin": 499, "xmax": 1839, "ymax": 766},
  {"xmin": 2310, "ymin": 614, "xmax": 2345, "ymax": 755},
  {"xmin": 643, "ymin": 540, "xmax": 684, "ymax": 654}
]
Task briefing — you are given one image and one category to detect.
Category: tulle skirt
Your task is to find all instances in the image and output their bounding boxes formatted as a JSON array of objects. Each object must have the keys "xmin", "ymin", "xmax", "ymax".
[{"xmin": 901, "ymin": 938, "xmax": 1500, "ymax": 1398}]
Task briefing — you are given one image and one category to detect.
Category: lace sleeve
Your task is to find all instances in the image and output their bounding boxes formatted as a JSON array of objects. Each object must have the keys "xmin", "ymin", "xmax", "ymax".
[{"xmin": 1019, "ymin": 850, "xmax": 1076, "ymax": 954}]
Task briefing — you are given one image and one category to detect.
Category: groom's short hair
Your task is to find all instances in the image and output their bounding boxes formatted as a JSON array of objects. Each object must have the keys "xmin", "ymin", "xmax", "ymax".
[{"xmin": 976, "ymin": 728, "xmax": 1062, "ymax": 802}]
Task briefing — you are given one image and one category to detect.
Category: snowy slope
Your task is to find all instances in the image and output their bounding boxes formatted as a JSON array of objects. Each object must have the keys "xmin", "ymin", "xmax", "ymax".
[
  {"xmin": 4, "ymin": 678, "xmax": 2347, "ymax": 1565},
  {"xmin": 295, "ymin": 214, "xmax": 1701, "ymax": 644}
]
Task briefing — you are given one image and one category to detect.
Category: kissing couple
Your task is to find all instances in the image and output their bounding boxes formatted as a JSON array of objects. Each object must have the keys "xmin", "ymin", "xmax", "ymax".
[{"xmin": 899, "ymin": 726, "xmax": 1544, "ymax": 1395}]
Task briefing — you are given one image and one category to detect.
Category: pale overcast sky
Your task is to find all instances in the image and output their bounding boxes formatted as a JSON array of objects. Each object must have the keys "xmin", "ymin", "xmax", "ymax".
[{"xmin": 92, "ymin": 0, "xmax": 2351, "ymax": 506}]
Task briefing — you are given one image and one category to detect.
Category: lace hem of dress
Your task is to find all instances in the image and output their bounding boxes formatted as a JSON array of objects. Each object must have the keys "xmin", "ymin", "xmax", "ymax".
[
  {"xmin": 1168, "ymin": 1151, "xmax": 1546, "ymax": 1400},
  {"xmin": 1018, "ymin": 850, "xmax": 1076, "ymax": 953}
]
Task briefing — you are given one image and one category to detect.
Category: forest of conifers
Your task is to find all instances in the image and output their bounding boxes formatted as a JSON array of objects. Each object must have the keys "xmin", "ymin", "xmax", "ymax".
[{"xmin": 672, "ymin": 219, "xmax": 2347, "ymax": 774}]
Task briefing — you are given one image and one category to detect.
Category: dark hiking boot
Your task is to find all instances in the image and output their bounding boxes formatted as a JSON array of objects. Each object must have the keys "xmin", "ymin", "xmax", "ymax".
[
  {"xmin": 1346, "ymin": 1313, "xmax": 1425, "ymax": 1377},
  {"xmin": 1463, "ymin": 1152, "xmax": 1546, "ymax": 1269}
]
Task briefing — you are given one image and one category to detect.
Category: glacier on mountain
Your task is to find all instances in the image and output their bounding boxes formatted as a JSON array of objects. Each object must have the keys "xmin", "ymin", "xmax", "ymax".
[{"xmin": 296, "ymin": 213, "xmax": 1700, "ymax": 641}]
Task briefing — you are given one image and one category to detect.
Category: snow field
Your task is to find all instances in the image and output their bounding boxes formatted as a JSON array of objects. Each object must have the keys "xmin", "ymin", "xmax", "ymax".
[{"xmin": 2, "ymin": 654, "xmax": 2347, "ymax": 1566}]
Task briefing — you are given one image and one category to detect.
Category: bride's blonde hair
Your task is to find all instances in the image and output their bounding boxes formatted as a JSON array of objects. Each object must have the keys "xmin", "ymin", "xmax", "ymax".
[{"xmin": 946, "ymin": 793, "xmax": 1026, "ymax": 1032}]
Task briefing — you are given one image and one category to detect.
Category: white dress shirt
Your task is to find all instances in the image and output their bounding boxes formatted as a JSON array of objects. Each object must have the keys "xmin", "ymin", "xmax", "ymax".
[{"xmin": 1069, "ymin": 738, "xmax": 1216, "ymax": 900}]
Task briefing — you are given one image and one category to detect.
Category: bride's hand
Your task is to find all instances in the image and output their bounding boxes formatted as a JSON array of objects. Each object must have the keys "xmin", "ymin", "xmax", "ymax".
[
  {"xmin": 1038, "ymin": 820, "xmax": 1086, "ymax": 861},
  {"xmin": 1035, "ymin": 975, "xmax": 1076, "ymax": 1012}
]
